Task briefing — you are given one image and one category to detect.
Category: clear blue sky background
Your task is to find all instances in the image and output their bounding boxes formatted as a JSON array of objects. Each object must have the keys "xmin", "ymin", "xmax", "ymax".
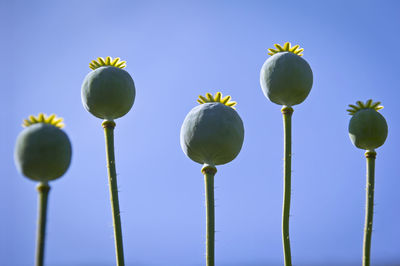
[{"xmin": 2, "ymin": 0, "xmax": 400, "ymax": 265}]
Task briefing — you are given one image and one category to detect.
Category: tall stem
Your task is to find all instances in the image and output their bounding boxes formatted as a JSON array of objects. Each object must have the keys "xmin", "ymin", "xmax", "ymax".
[
  {"xmin": 281, "ymin": 106, "xmax": 293, "ymax": 266},
  {"xmin": 102, "ymin": 120, "xmax": 125, "ymax": 266},
  {"xmin": 363, "ymin": 150, "xmax": 376, "ymax": 266},
  {"xmin": 202, "ymin": 164, "xmax": 217, "ymax": 266},
  {"xmin": 36, "ymin": 182, "xmax": 50, "ymax": 266}
]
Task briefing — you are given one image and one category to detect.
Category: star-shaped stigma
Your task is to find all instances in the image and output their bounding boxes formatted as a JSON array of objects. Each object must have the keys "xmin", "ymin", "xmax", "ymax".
[
  {"xmin": 89, "ymin": 56, "xmax": 127, "ymax": 70},
  {"xmin": 347, "ymin": 99, "xmax": 384, "ymax": 115},
  {"xmin": 197, "ymin": 92, "xmax": 237, "ymax": 109},
  {"xmin": 22, "ymin": 113, "xmax": 64, "ymax": 128},
  {"xmin": 268, "ymin": 42, "xmax": 304, "ymax": 56}
]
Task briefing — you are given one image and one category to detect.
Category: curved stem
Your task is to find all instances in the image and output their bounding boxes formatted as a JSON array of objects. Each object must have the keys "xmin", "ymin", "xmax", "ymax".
[
  {"xmin": 102, "ymin": 120, "xmax": 125, "ymax": 266},
  {"xmin": 281, "ymin": 106, "xmax": 293, "ymax": 266},
  {"xmin": 36, "ymin": 182, "xmax": 50, "ymax": 266},
  {"xmin": 363, "ymin": 150, "xmax": 376, "ymax": 266},
  {"xmin": 202, "ymin": 164, "xmax": 217, "ymax": 266}
]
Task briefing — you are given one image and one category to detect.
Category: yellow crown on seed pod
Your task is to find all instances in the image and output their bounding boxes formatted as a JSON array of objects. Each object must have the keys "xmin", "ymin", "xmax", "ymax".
[
  {"xmin": 347, "ymin": 99, "xmax": 384, "ymax": 115},
  {"xmin": 89, "ymin": 56, "xmax": 127, "ymax": 70},
  {"xmin": 22, "ymin": 113, "xmax": 64, "ymax": 129},
  {"xmin": 197, "ymin": 92, "xmax": 237, "ymax": 109},
  {"xmin": 268, "ymin": 42, "xmax": 304, "ymax": 56}
]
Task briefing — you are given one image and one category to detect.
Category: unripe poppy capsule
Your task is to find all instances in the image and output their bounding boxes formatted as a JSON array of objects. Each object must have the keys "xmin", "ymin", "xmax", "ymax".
[
  {"xmin": 180, "ymin": 92, "xmax": 244, "ymax": 166},
  {"xmin": 81, "ymin": 57, "xmax": 135, "ymax": 120},
  {"xmin": 14, "ymin": 113, "xmax": 72, "ymax": 182},
  {"xmin": 260, "ymin": 42, "xmax": 313, "ymax": 106},
  {"xmin": 347, "ymin": 100, "xmax": 388, "ymax": 150}
]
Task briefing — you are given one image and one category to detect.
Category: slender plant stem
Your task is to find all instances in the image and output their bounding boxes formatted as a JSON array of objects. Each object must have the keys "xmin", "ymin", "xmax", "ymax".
[
  {"xmin": 281, "ymin": 106, "xmax": 293, "ymax": 266},
  {"xmin": 202, "ymin": 164, "xmax": 217, "ymax": 266},
  {"xmin": 102, "ymin": 120, "xmax": 125, "ymax": 266},
  {"xmin": 36, "ymin": 182, "xmax": 50, "ymax": 266},
  {"xmin": 363, "ymin": 150, "xmax": 376, "ymax": 266}
]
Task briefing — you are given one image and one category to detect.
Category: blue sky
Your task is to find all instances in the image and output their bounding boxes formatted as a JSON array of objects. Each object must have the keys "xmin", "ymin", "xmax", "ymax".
[{"xmin": 2, "ymin": 0, "xmax": 400, "ymax": 265}]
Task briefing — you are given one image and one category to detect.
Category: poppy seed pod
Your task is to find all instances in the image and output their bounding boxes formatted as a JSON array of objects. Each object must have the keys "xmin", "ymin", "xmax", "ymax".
[
  {"xmin": 14, "ymin": 114, "xmax": 72, "ymax": 182},
  {"xmin": 81, "ymin": 57, "xmax": 135, "ymax": 120},
  {"xmin": 260, "ymin": 42, "xmax": 313, "ymax": 106},
  {"xmin": 180, "ymin": 92, "xmax": 244, "ymax": 166},
  {"xmin": 347, "ymin": 100, "xmax": 388, "ymax": 150}
]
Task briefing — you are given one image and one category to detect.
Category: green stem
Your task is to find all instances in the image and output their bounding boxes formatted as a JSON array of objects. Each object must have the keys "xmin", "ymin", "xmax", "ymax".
[
  {"xmin": 102, "ymin": 120, "xmax": 125, "ymax": 266},
  {"xmin": 281, "ymin": 106, "xmax": 293, "ymax": 266},
  {"xmin": 36, "ymin": 182, "xmax": 50, "ymax": 266},
  {"xmin": 202, "ymin": 164, "xmax": 217, "ymax": 266},
  {"xmin": 363, "ymin": 150, "xmax": 376, "ymax": 266}
]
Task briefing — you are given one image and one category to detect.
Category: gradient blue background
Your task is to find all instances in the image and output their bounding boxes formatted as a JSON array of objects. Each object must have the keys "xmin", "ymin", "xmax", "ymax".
[{"xmin": 2, "ymin": 1, "xmax": 400, "ymax": 265}]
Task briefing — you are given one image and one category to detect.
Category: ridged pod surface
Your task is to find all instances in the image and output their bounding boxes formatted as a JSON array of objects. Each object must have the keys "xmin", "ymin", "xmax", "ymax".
[
  {"xmin": 348, "ymin": 108, "xmax": 388, "ymax": 150},
  {"xmin": 180, "ymin": 102, "xmax": 244, "ymax": 166},
  {"xmin": 81, "ymin": 66, "xmax": 135, "ymax": 120},
  {"xmin": 260, "ymin": 51, "xmax": 313, "ymax": 106},
  {"xmin": 15, "ymin": 123, "xmax": 72, "ymax": 182}
]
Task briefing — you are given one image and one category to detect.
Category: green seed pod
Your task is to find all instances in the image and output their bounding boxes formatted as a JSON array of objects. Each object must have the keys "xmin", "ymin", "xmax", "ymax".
[
  {"xmin": 180, "ymin": 92, "xmax": 244, "ymax": 166},
  {"xmin": 260, "ymin": 42, "xmax": 313, "ymax": 106},
  {"xmin": 347, "ymin": 100, "xmax": 388, "ymax": 150},
  {"xmin": 81, "ymin": 57, "xmax": 135, "ymax": 120},
  {"xmin": 14, "ymin": 113, "xmax": 72, "ymax": 182}
]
